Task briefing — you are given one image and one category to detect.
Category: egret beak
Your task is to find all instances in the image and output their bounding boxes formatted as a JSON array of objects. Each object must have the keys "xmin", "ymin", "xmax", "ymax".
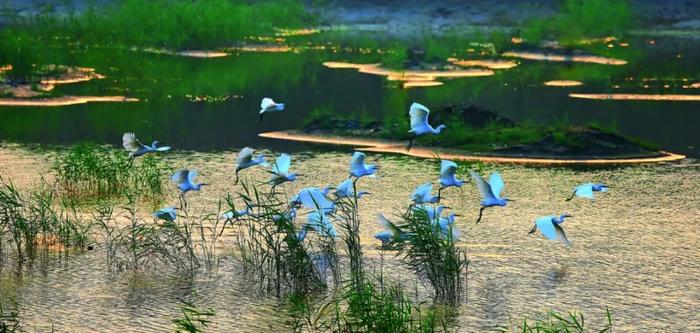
[
  {"xmin": 506, "ymin": 198, "xmax": 515, "ymax": 202},
  {"xmin": 453, "ymin": 214, "xmax": 462, "ymax": 217},
  {"xmin": 200, "ymin": 183, "xmax": 210, "ymax": 187},
  {"xmin": 528, "ymin": 225, "xmax": 537, "ymax": 234},
  {"xmin": 563, "ymin": 213, "xmax": 574, "ymax": 218}
]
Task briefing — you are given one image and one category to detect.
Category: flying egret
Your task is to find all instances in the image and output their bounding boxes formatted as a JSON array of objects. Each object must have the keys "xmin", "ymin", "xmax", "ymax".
[
  {"xmin": 296, "ymin": 225, "xmax": 309, "ymax": 242},
  {"xmin": 234, "ymin": 147, "xmax": 268, "ymax": 185},
  {"xmin": 171, "ymin": 169, "xmax": 208, "ymax": 195},
  {"xmin": 305, "ymin": 210, "xmax": 336, "ymax": 238},
  {"xmin": 259, "ymin": 97, "xmax": 285, "ymax": 124},
  {"xmin": 152, "ymin": 207, "xmax": 177, "ymax": 222},
  {"xmin": 406, "ymin": 102, "xmax": 446, "ymax": 151},
  {"xmin": 437, "ymin": 160, "xmax": 465, "ymax": 202},
  {"xmin": 529, "ymin": 214, "xmax": 572, "ymax": 246},
  {"xmin": 273, "ymin": 208, "xmax": 297, "ymax": 223},
  {"xmin": 290, "ymin": 187, "xmax": 336, "ymax": 213},
  {"xmin": 411, "ymin": 182, "xmax": 439, "ymax": 205},
  {"xmin": 566, "ymin": 183, "xmax": 610, "ymax": 201},
  {"xmin": 349, "ymin": 152, "xmax": 377, "ymax": 180},
  {"xmin": 469, "ymin": 170, "xmax": 512, "ymax": 224},
  {"xmin": 374, "ymin": 213, "xmax": 411, "ymax": 245},
  {"xmin": 122, "ymin": 132, "xmax": 171, "ymax": 158},
  {"xmin": 326, "ymin": 179, "xmax": 370, "ymax": 200},
  {"xmin": 268, "ymin": 153, "xmax": 298, "ymax": 189},
  {"xmin": 412, "ymin": 204, "xmax": 448, "ymax": 222},
  {"xmin": 220, "ymin": 208, "xmax": 250, "ymax": 220}
]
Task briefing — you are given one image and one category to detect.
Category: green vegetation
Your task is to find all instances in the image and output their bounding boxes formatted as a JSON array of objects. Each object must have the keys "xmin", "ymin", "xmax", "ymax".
[
  {"xmin": 0, "ymin": 300, "xmax": 20, "ymax": 333},
  {"xmin": 51, "ymin": 143, "xmax": 167, "ymax": 202},
  {"xmin": 501, "ymin": 308, "xmax": 613, "ymax": 333},
  {"xmin": 520, "ymin": 0, "xmax": 632, "ymax": 46},
  {"xmin": 172, "ymin": 300, "xmax": 215, "ymax": 333}
]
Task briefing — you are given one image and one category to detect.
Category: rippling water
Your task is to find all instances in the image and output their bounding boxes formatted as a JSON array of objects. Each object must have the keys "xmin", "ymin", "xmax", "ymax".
[{"xmin": 1, "ymin": 150, "xmax": 698, "ymax": 332}]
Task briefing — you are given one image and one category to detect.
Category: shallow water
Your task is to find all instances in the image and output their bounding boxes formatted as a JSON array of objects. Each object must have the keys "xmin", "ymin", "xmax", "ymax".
[
  {"xmin": 0, "ymin": 35, "xmax": 699, "ymax": 157},
  {"xmin": 1, "ymin": 149, "xmax": 698, "ymax": 332}
]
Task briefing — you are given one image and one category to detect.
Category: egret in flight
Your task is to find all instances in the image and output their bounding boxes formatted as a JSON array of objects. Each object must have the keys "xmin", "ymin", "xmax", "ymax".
[
  {"xmin": 374, "ymin": 213, "xmax": 411, "ymax": 245},
  {"xmin": 325, "ymin": 179, "xmax": 370, "ymax": 200},
  {"xmin": 171, "ymin": 169, "xmax": 208, "ymax": 195},
  {"xmin": 268, "ymin": 153, "xmax": 298, "ymax": 189},
  {"xmin": 122, "ymin": 132, "xmax": 171, "ymax": 158},
  {"xmin": 305, "ymin": 210, "xmax": 336, "ymax": 238},
  {"xmin": 412, "ymin": 204, "xmax": 448, "ymax": 222},
  {"xmin": 435, "ymin": 212, "xmax": 461, "ymax": 241},
  {"xmin": 566, "ymin": 183, "xmax": 609, "ymax": 201},
  {"xmin": 153, "ymin": 207, "xmax": 177, "ymax": 222},
  {"xmin": 438, "ymin": 160, "xmax": 465, "ymax": 202},
  {"xmin": 259, "ymin": 97, "xmax": 285, "ymax": 124},
  {"xmin": 469, "ymin": 170, "xmax": 512, "ymax": 224},
  {"xmin": 528, "ymin": 214, "xmax": 572, "ymax": 246},
  {"xmin": 410, "ymin": 182, "xmax": 439, "ymax": 205},
  {"xmin": 234, "ymin": 147, "xmax": 268, "ymax": 185},
  {"xmin": 221, "ymin": 208, "xmax": 250, "ymax": 220},
  {"xmin": 349, "ymin": 152, "xmax": 377, "ymax": 180},
  {"xmin": 290, "ymin": 187, "xmax": 335, "ymax": 213},
  {"xmin": 406, "ymin": 102, "xmax": 446, "ymax": 151}
]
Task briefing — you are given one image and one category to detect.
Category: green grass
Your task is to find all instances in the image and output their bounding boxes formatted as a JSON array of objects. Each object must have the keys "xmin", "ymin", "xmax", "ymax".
[
  {"xmin": 51, "ymin": 143, "xmax": 167, "ymax": 202},
  {"xmin": 172, "ymin": 300, "xmax": 215, "ymax": 333},
  {"xmin": 501, "ymin": 308, "xmax": 613, "ymax": 333}
]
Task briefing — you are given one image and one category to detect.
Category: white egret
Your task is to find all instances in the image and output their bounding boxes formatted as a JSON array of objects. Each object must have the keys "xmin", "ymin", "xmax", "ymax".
[
  {"xmin": 152, "ymin": 207, "xmax": 177, "ymax": 222},
  {"xmin": 349, "ymin": 152, "xmax": 377, "ymax": 180},
  {"xmin": 234, "ymin": 147, "xmax": 268, "ymax": 185},
  {"xmin": 566, "ymin": 183, "xmax": 609, "ymax": 201},
  {"xmin": 469, "ymin": 170, "xmax": 512, "ymax": 224},
  {"xmin": 171, "ymin": 169, "xmax": 208, "ymax": 195},
  {"xmin": 220, "ymin": 208, "xmax": 250, "ymax": 220},
  {"xmin": 435, "ymin": 212, "xmax": 461, "ymax": 241},
  {"xmin": 412, "ymin": 204, "xmax": 448, "ymax": 222},
  {"xmin": 290, "ymin": 187, "xmax": 335, "ymax": 213},
  {"xmin": 122, "ymin": 132, "xmax": 171, "ymax": 158},
  {"xmin": 325, "ymin": 179, "xmax": 370, "ymax": 200},
  {"xmin": 406, "ymin": 102, "xmax": 446, "ymax": 151},
  {"xmin": 529, "ymin": 214, "xmax": 572, "ymax": 246},
  {"xmin": 411, "ymin": 182, "xmax": 439, "ymax": 204},
  {"xmin": 259, "ymin": 97, "xmax": 285, "ymax": 124},
  {"xmin": 268, "ymin": 153, "xmax": 298, "ymax": 189},
  {"xmin": 374, "ymin": 213, "xmax": 411, "ymax": 245},
  {"xmin": 437, "ymin": 160, "xmax": 465, "ymax": 201},
  {"xmin": 273, "ymin": 208, "xmax": 297, "ymax": 223},
  {"xmin": 305, "ymin": 210, "xmax": 336, "ymax": 238}
]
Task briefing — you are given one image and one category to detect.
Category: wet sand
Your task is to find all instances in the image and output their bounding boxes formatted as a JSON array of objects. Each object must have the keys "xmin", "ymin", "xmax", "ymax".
[
  {"xmin": 569, "ymin": 93, "xmax": 700, "ymax": 101},
  {"xmin": 502, "ymin": 51, "xmax": 628, "ymax": 65},
  {"xmin": 0, "ymin": 96, "xmax": 139, "ymax": 107}
]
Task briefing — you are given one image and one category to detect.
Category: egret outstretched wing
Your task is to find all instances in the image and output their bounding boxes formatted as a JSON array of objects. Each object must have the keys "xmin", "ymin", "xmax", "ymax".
[
  {"xmin": 335, "ymin": 179, "xmax": 353, "ymax": 197},
  {"xmin": 439, "ymin": 160, "xmax": 458, "ymax": 183},
  {"xmin": 272, "ymin": 153, "xmax": 292, "ymax": 175},
  {"xmin": 489, "ymin": 172, "xmax": 505, "ymax": 198},
  {"xmin": 307, "ymin": 210, "xmax": 336, "ymax": 238},
  {"xmin": 260, "ymin": 97, "xmax": 275, "ymax": 110},
  {"xmin": 574, "ymin": 183, "xmax": 594, "ymax": 198},
  {"xmin": 155, "ymin": 146, "xmax": 171, "ymax": 152},
  {"xmin": 553, "ymin": 223, "xmax": 571, "ymax": 246},
  {"xmin": 187, "ymin": 170, "xmax": 198, "ymax": 184},
  {"xmin": 236, "ymin": 147, "xmax": 255, "ymax": 166},
  {"xmin": 122, "ymin": 132, "xmax": 143, "ymax": 152},
  {"xmin": 349, "ymin": 152, "xmax": 366, "ymax": 175},
  {"xmin": 469, "ymin": 170, "xmax": 496, "ymax": 201},
  {"xmin": 292, "ymin": 187, "xmax": 335, "ymax": 211},
  {"xmin": 171, "ymin": 169, "xmax": 190, "ymax": 185},
  {"xmin": 411, "ymin": 182, "xmax": 433, "ymax": 202},
  {"xmin": 409, "ymin": 102, "xmax": 430, "ymax": 132},
  {"xmin": 535, "ymin": 216, "xmax": 558, "ymax": 241},
  {"xmin": 377, "ymin": 213, "xmax": 402, "ymax": 237}
]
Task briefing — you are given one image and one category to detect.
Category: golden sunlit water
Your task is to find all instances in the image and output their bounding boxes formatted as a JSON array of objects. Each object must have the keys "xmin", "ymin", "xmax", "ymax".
[{"xmin": 1, "ymin": 146, "xmax": 698, "ymax": 332}]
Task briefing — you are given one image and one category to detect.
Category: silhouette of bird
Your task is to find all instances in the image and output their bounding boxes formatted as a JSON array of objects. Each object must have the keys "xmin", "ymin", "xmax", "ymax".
[
  {"xmin": 469, "ymin": 170, "xmax": 512, "ymax": 224},
  {"xmin": 235, "ymin": 147, "xmax": 268, "ymax": 185},
  {"xmin": 259, "ymin": 97, "xmax": 285, "ymax": 124},
  {"xmin": 529, "ymin": 214, "xmax": 572, "ymax": 246},
  {"xmin": 566, "ymin": 183, "xmax": 609, "ymax": 201},
  {"xmin": 122, "ymin": 132, "xmax": 170, "ymax": 158},
  {"xmin": 406, "ymin": 102, "xmax": 446, "ymax": 151}
]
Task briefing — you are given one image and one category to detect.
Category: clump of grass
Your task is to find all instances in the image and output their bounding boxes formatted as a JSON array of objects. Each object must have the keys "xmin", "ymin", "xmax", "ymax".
[
  {"xmin": 0, "ymin": 176, "xmax": 92, "ymax": 261},
  {"xmin": 501, "ymin": 307, "xmax": 613, "ymax": 333},
  {"xmin": 172, "ymin": 300, "xmax": 215, "ymax": 333},
  {"xmin": 0, "ymin": 300, "xmax": 21, "ymax": 333},
  {"xmin": 392, "ymin": 205, "xmax": 468, "ymax": 304},
  {"xmin": 51, "ymin": 143, "xmax": 166, "ymax": 202}
]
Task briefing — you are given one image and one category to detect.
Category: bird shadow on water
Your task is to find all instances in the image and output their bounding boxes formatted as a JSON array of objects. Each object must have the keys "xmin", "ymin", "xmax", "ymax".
[{"xmin": 543, "ymin": 264, "xmax": 568, "ymax": 290}]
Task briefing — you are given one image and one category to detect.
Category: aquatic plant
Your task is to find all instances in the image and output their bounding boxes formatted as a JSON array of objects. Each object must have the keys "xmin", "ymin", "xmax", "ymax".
[
  {"xmin": 0, "ymin": 176, "xmax": 92, "ymax": 261},
  {"xmin": 0, "ymin": 300, "xmax": 20, "ymax": 333},
  {"xmin": 51, "ymin": 143, "xmax": 166, "ymax": 202},
  {"xmin": 393, "ymin": 206, "xmax": 468, "ymax": 304},
  {"xmin": 500, "ymin": 307, "xmax": 613, "ymax": 333},
  {"xmin": 172, "ymin": 300, "xmax": 215, "ymax": 333}
]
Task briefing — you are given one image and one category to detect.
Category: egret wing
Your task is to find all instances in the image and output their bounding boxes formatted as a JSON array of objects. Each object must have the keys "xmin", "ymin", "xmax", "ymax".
[
  {"xmin": 535, "ymin": 216, "xmax": 557, "ymax": 241},
  {"xmin": 411, "ymin": 182, "xmax": 433, "ymax": 201},
  {"xmin": 469, "ymin": 170, "xmax": 496, "ymax": 201},
  {"xmin": 335, "ymin": 179, "xmax": 353, "ymax": 196},
  {"xmin": 349, "ymin": 152, "xmax": 366, "ymax": 175},
  {"xmin": 155, "ymin": 145, "xmax": 171, "ymax": 152},
  {"xmin": 409, "ymin": 102, "xmax": 430, "ymax": 131},
  {"xmin": 553, "ymin": 223, "xmax": 571, "ymax": 246},
  {"xmin": 299, "ymin": 188, "xmax": 335, "ymax": 211},
  {"xmin": 439, "ymin": 160, "xmax": 458, "ymax": 182},
  {"xmin": 377, "ymin": 213, "xmax": 402, "ymax": 237},
  {"xmin": 236, "ymin": 147, "xmax": 254, "ymax": 166},
  {"xmin": 574, "ymin": 184, "xmax": 594, "ymax": 198},
  {"xmin": 187, "ymin": 170, "xmax": 198, "ymax": 184},
  {"xmin": 171, "ymin": 169, "xmax": 189, "ymax": 185},
  {"xmin": 260, "ymin": 97, "xmax": 275, "ymax": 110},
  {"xmin": 489, "ymin": 172, "xmax": 505, "ymax": 198},
  {"xmin": 122, "ymin": 132, "xmax": 143, "ymax": 152},
  {"xmin": 272, "ymin": 153, "xmax": 292, "ymax": 175}
]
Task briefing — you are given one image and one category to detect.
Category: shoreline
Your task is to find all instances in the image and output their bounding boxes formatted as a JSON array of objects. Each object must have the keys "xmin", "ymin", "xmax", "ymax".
[{"xmin": 259, "ymin": 130, "xmax": 686, "ymax": 165}]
